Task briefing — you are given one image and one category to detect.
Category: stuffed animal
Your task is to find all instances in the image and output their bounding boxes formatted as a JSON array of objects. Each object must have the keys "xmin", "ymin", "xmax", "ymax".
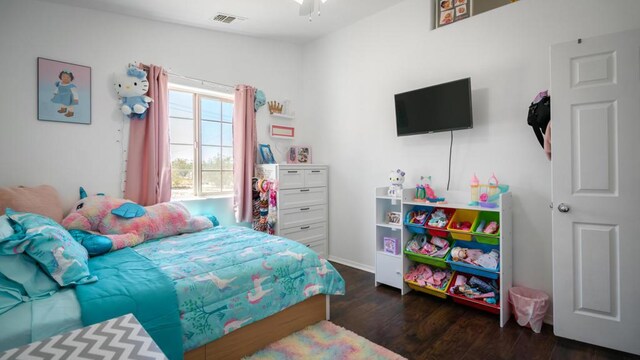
[
  {"xmin": 387, "ymin": 169, "xmax": 405, "ymax": 197},
  {"xmin": 61, "ymin": 187, "xmax": 214, "ymax": 255},
  {"xmin": 114, "ymin": 65, "xmax": 153, "ymax": 119}
]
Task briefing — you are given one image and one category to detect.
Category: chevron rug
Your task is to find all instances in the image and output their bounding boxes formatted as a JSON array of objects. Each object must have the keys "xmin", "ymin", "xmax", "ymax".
[
  {"xmin": 0, "ymin": 314, "xmax": 166, "ymax": 360},
  {"xmin": 244, "ymin": 321, "xmax": 406, "ymax": 360}
]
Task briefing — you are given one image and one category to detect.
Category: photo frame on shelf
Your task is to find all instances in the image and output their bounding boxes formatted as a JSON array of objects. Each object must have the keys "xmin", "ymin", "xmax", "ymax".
[
  {"xmin": 295, "ymin": 146, "xmax": 311, "ymax": 164},
  {"xmin": 37, "ymin": 57, "xmax": 91, "ymax": 124},
  {"xmin": 386, "ymin": 211, "xmax": 402, "ymax": 225},
  {"xmin": 258, "ymin": 144, "xmax": 276, "ymax": 164}
]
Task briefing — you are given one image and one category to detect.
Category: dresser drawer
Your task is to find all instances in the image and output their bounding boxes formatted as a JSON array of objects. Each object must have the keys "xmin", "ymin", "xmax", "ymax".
[
  {"xmin": 304, "ymin": 169, "xmax": 327, "ymax": 188},
  {"xmin": 280, "ymin": 222, "xmax": 327, "ymax": 246},
  {"xmin": 279, "ymin": 205, "xmax": 327, "ymax": 230},
  {"xmin": 375, "ymin": 252, "xmax": 403, "ymax": 289},
  {"xmin": 279, "ymin": 169, "xmax": 305, "ymax": 189},
  {"xmin": 304, "ymin": 239, "xmax": 327, "ymax": 258},
  {"xmin": 279, "ymin": 187, "xmax": 327, "ymax": 209}
]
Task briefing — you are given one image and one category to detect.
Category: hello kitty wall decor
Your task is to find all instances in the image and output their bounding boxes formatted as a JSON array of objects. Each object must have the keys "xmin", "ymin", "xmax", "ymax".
[{"xmin": 114, "ymin": 65, "xmax": 153, "ymax": 119}]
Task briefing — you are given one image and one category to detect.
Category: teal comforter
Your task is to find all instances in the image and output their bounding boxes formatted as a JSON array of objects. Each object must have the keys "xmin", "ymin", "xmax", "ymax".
[
  {"xmin": 134, "ymin": 226, "xmax": 345, "ymax": 352},
  {"xmin": 75, "ymin": 247, "xmax": 183, "ymax": 360}
]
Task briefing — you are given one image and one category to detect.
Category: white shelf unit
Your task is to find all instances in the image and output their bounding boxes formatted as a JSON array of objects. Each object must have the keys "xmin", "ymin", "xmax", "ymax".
[{"xmin": 374, "ymin": 186, "xmax": 513, "ymax": 326}]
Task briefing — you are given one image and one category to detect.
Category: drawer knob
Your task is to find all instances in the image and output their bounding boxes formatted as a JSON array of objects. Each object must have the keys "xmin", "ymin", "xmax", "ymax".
[
  {"xmin": 396, "ymin": 271, "xmax": 401, "ymax": 275},
  {"xmin": 300, "ymin": 207, "xmax": 310, "ymax": 211},
  {"xmin": 300, "ymin": 226, "xmax": 310, "ymax": 230},
  {"xmin": 300, "ymin": 189, "xmax": 310, "ymax": 192}
]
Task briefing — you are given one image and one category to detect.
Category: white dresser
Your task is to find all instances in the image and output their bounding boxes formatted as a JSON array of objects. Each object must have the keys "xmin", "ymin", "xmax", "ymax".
[{"xmin": 256, "ymin": 164, "xmax": 328, "ymax": 258}]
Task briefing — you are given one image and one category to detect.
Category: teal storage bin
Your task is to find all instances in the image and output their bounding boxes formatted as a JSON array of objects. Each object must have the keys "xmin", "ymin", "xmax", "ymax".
[{"xmin": 445, "ymin": 241, "xmax": 500, "ymax": 279}]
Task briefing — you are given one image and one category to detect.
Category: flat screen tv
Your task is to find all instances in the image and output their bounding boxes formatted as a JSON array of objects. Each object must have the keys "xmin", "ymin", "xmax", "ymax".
[{"xmin": 395, "ymin": 78, "xmax": 473, "ymax": 136}]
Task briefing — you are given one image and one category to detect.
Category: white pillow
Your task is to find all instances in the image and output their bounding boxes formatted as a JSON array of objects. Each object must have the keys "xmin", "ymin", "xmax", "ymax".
[{"xmin": 0, "ymin": 215, "xmax": 14, "ymax": 239}]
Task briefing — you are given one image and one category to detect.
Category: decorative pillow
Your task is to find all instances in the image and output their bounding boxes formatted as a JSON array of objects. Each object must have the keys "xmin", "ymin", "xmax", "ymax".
[
  {"xmin": 0, "ymin": 215, "xmax": 13, "ymax": 239},
  {"xmin": 0, "ymin": 254, "xmax": 59, "ymax": 298},
  {"xmin": 4, "ymin": 210, "xmax": 96, "ymax": 286},
  {"xmin": 0, "ymin": 185, "xmax": 64, "ymax": 224}
]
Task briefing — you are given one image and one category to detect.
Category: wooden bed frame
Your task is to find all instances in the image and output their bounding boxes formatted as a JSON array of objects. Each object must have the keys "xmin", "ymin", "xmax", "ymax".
[{"xmin": 184, "ymin": 295, "xmax": 329, "ymax": 360}]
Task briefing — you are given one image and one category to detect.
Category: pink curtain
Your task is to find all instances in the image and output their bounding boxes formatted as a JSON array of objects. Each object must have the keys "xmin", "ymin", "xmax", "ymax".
[
  {"xmin": 124, "ymin": 65, "xmax": 171, "ymax": 206},
  {"xmin": 233, "ymin": 85, "xmax": 257, "ymax": 223}
]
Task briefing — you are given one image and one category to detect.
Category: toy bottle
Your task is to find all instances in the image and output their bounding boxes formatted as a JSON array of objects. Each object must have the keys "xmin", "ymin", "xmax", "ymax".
[
  {"xmin": 469, "ymin": 173, "xmax": 480, "ymax": 206},
  {"xmin": 488, "ymin": 173, "xmax": 499, "ymax": 198}
]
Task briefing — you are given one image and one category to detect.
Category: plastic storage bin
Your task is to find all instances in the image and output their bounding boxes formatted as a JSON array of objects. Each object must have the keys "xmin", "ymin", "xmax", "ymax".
[
  {"xmin": 447, "ymin": 209, "xmax": 479, "ymax": 241},
  {"xmin": 404, "ymin": 265, "xmax": 453, "ymax": 299},
  {"xmin": 445, "ymin": 241, "xmax": 500, "ymax": 279},
  {"xmin": 404, "ymin": 247, "xmax": 451, "ymax": 268},
  {"xmin": 508, "ymin": 287, "xmax": 550, "ymax": 333},
  {"xmin": 472, "ymin": 211, "xmax": 500, "ymax": 245},
  {"xmin": 446, "ymin": 272, "xmax": 500, "ymax": 314},
  {"xmin": 404, "ymin": 206, "xmax": 433, "ymax": 234},
  {"xmin": 425, "ymin": 208, "xmax": 455, "ymax": 237}
]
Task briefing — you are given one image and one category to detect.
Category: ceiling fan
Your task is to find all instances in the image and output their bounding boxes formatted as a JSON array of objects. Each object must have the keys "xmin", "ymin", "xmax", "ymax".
[{"xmin": 293, "ymin": 0, "xmax": 329, "ymax": 20}]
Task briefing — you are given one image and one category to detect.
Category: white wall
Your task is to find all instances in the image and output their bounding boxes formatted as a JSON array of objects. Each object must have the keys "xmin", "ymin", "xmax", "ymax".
[
  {"xmin": 299, "ymin": 0, "xmax": 640, "ymax": 311},
  {"xmin": 0, "ymin": 0, "xmax": 302, "ymax": 211}
]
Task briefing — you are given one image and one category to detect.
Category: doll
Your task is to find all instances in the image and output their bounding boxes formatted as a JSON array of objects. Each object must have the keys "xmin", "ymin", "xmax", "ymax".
[{"xmin": 51, "ymin": 70, "xmax": 79, "ymax": 117}]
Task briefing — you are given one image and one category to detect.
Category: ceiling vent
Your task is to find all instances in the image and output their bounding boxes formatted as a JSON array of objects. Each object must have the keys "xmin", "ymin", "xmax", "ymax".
[{"xmin": 211, "ymin": 13, "xmax": 246, "ymax": 24}]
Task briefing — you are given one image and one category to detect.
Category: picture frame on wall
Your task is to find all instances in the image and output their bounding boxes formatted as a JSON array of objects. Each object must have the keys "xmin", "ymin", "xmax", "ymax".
[
  {"xmin": 436, "ymin": 0, "xmax": 470, "ymax": 28},
  {"xmin": 37, "ymin": 57, "xmax": 91, "ymax": 124},
  {"xmin": 258, "ymin": 144, "xmax": 277, "ymax": 164}
]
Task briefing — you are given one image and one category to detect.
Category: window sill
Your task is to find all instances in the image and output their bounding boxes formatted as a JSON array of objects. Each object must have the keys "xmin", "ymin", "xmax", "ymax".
[{"xmin": 172, "ymin": 194, "xmax": 234, "ymax": 202}]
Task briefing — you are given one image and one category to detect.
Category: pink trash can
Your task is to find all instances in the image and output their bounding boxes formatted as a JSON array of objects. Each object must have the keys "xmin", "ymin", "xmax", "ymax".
[{"xmin": 508, "ymin": 287, "xmax": 550, "ymax": 333}]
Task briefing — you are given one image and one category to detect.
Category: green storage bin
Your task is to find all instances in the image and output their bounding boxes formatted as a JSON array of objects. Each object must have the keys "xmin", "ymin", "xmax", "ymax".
[
  {"xmin": 472, "ymin": 211, "xmax": 500, "ymax": 245},
  {"xmin": 404, "ymin": 249, "xmax": 451, "ymax": 269}
]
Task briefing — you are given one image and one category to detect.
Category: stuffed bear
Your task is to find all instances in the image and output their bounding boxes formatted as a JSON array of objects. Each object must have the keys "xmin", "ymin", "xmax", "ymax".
[
  {"xmin": 114, "ymin": 65, "xmax": 153, "ymax": 119},
  {"xmin": 62, "ymin": 187, "xmax": 214, "ymax": 255}
]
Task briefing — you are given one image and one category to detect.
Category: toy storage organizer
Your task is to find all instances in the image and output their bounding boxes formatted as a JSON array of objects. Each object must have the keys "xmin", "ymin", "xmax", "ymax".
[{"xmin": 374, "ymin": 187, "xmax": 513, "ymax": 327}]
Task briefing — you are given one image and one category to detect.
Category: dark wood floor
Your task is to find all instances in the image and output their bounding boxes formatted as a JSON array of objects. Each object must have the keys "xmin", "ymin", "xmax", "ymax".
[{"xmin": 329, "ymin": 262, "xmax": 639, "ymax": 360}]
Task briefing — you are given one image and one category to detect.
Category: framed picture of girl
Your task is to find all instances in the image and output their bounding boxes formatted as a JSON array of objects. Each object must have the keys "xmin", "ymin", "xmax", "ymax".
[{"xmin": 38, "ymin": 57, "xmax": 91, "ymax": 124}]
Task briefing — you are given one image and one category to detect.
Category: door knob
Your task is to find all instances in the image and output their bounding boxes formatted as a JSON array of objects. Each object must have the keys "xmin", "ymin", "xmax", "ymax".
[{"xmin": 558, "ymin": 203, "xmax": 570, "ymax": 213}]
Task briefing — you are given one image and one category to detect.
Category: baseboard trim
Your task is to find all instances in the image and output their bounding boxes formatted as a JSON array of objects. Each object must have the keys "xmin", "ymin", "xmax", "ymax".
[
  {"xmin": 328, "ymin": 255, "xmax": 374, "ymax": 273},
  {"xmin": 544, "ymin": 312, "xmax": 554, "ymax": 325}
]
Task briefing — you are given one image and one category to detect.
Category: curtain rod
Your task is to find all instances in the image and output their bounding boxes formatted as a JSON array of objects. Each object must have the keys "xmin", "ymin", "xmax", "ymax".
[
  {"xmin": 128, "ymin": 62, "xmax": 234, "ymax": 90},
  {"xmin": 166, "ymin": 71, "xmax": 235, "ymax": 90}
]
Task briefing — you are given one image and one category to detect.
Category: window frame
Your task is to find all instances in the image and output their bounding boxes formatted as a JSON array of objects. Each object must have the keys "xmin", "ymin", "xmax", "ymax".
[{"xmin": 168, "ymin": 83, "xmax": 234, "ymax": 199}]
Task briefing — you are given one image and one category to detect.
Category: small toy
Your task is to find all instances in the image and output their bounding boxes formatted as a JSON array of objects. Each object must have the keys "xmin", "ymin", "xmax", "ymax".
[
  {"xmin": 470, "ymin": 173, "xmax": 510, "ymax": 208},
  {"xmin": 469, "ymin": 173, "xmax": 480, "ymax": 205},
  {"xmin": 404, "ymin": 264, "xmax": 451, "ymax": 289},
  {"xmin": 451, "ymin": 221, "xmax": 472, "ymax": 231},
  {"xmin": 387, "ymin": 169, "xmax": 405, "ymax": 197},
  {"xmin": 428, "ymin": 209, "xmax": 449, "ymax": 228},
  {"xmin": 387, "ymin": 211, "xmax": 402, "ymax": 224},
  {"xmin": 384, "ymin": 237, "xmax": 400, "ymax": 255},
  {"xmin": 405, "ymin": 234, "xmax": 427, "ymax": 253},
  {"xmin": 484, "ymin": 221, "xmax": 499, "ymax": 234},
  {"xmin": 114, "ymin": 65, "xmax": 153, "ymax": 120},
  {"xmin": 414, "ymin": 183, "xmax": 426, "ymax": 201},
  {"xmin": 407, "ymin": 209, "xmax": 428, "ymax": 225}
]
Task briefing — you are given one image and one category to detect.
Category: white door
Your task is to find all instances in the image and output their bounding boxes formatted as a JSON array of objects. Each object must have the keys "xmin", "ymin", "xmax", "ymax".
[{"xmin": 551, "ymin": 28, "xmax": 640, "ymax": 355}]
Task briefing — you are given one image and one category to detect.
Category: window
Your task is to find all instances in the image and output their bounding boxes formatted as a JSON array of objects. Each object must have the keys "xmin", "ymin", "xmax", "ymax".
[{"xmin": 169, "ymin": 85, "xmax": 234, "ymax": 199}]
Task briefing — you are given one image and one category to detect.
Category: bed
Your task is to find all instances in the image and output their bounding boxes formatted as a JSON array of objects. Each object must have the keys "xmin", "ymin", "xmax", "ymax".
[{"xmin": 0, "ymin": 186, "xmax": 345, "ymax": 360}]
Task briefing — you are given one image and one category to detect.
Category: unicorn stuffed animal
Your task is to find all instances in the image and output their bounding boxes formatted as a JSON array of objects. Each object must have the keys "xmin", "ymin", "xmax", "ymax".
[{"xmin": 62, "ymin": 187, "xmax": 213, "ymax": 255}]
